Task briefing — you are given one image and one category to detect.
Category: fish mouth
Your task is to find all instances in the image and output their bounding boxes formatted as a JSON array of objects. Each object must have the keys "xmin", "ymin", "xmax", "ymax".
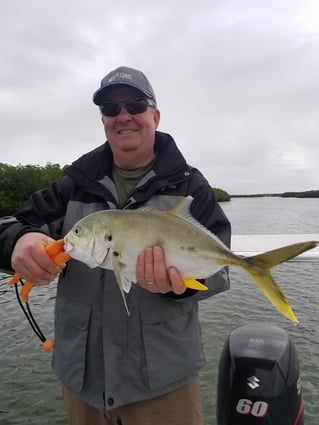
[{"xmin": 64, "ymin": 238, "xmax": 73, "ymax": 254}]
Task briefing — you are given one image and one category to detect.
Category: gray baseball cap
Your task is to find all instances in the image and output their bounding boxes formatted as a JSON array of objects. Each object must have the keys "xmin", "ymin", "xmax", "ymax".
[{"xmin": 93, "ymin": 66, "xmax": 157, "ymax": 105}]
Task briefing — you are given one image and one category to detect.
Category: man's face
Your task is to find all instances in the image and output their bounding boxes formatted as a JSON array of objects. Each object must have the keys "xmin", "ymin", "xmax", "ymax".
[{"xmin": 100, "ymin": 87, "xmax": 160, "ymax": 168}]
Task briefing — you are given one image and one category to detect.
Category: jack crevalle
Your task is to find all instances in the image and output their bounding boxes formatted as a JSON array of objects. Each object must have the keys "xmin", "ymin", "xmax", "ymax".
[{"xmin": 64, "ymin": 196, "xmax": 318, "ymax": 322}]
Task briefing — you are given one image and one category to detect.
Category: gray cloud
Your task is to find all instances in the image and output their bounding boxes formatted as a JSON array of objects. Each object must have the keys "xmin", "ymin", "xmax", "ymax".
[{"xmin": 1, "ymin": 0, "xmax": 318, "ymax": 194}]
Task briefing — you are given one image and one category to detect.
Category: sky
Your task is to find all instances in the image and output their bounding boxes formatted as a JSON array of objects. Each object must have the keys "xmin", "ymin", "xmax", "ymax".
[{"xmin": 1, "ymin": 0, "xmax": 319, "ymax": 195}]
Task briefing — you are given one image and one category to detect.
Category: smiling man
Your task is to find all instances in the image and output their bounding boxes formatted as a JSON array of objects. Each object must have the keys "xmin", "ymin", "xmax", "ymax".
[
  {"xmin": 0, "ymin": 66, "xmax": 231, "ymax": 425},
  {"xmin": 99, "ymin": 86, "xmax": 159, "ymax": 168}
]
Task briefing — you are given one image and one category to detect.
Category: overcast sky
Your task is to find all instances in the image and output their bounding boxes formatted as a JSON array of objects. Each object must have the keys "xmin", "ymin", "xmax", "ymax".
[{"xmin": 1, "ymin": 0, "xmax": 318, "ymax": 194}]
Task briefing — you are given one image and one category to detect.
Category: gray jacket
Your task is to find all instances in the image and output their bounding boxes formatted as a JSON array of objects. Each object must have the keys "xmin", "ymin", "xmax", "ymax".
[{"xmin": 0, "ymin": 131, "xmax": 231, "ymax": 412}]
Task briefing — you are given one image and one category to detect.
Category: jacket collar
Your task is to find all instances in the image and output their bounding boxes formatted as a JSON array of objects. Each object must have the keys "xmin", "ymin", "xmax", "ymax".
[{"xmin": 64, "ymin": 131, "xmax": 191, "ymax": 204}]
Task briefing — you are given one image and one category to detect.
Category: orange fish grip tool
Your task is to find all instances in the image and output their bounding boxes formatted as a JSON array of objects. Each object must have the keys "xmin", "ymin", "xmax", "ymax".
[{"xmin": 7, "ymin": 239, "xmax": 71, "ymax": 351}]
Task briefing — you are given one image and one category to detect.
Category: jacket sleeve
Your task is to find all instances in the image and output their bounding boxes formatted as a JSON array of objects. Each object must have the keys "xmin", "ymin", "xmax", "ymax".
[{"xmin": 0, "ymin": 175, "xmax": 71, "ymax": 270}]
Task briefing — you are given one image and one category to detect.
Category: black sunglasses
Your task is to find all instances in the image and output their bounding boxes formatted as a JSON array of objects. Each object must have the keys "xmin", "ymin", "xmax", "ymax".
[{"xmin": 100, "ymin": 98, "xmax": 156, "ymax": 117}]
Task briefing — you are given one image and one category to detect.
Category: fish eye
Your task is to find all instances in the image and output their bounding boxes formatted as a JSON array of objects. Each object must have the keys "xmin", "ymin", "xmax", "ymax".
[{"xmin": 74, "ymin": 227, "xmax": 80, "ymax": 235}]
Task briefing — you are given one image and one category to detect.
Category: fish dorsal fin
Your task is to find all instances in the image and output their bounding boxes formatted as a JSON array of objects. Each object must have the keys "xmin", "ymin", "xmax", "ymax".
[
  {"xmin": 137, "ymin": 205, "xmax": 153, "ymax": 212},
  {"xmin": 167, "ymin": 196, "xmax": 214, "ymax": 236},
  {"xmin": 167, "ymin": 196, "xmax": 193, "ymax": 219}
]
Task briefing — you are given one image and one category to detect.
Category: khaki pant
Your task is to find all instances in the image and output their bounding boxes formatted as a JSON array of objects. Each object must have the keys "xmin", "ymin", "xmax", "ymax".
[{"xmin": 63, "ymin": 376, "xmax": 204, "ymax": 425}]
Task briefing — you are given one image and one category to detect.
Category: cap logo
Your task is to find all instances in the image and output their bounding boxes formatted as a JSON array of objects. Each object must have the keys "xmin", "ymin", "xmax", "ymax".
[{"xmin": 108, "ymin": 72, "xmax": 133, "ymax": 83}]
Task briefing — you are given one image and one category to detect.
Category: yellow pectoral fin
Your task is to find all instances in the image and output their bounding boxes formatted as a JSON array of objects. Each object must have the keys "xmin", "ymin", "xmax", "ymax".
[{"xmin": 183, "ymin": 277, "xmax": 208, "ymax": 291}]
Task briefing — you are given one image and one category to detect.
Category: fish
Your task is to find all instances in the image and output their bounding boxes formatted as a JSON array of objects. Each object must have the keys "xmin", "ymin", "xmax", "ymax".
[{"xmin": 64, "ymin": 196, "xmax": 318, "ymax": 322}]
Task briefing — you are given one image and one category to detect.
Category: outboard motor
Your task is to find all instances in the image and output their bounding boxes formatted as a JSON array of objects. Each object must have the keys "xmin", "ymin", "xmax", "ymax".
[{"xmin": 217, "ymin": 322, "xmax": 303, "ymax": 424}]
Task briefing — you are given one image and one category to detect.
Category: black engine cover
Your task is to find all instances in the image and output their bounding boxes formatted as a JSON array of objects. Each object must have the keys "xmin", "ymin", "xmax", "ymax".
[{"xmin": 217, "ymin": 323, "xmax": 303, "ymax": 424}]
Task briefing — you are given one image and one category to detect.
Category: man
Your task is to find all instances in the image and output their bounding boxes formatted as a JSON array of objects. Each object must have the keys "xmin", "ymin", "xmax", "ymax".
[{"xmin": 0, "ymin": 66, "xmax": 231, "ymax": 425}]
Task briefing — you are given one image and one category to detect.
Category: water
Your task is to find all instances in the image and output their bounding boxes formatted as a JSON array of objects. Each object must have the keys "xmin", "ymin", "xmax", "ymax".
[
  {"xmin": 199, "ymin": 197, "xmax": 319, "ymax": 424},
  {"xmin": 1, "ymin": 197, "xmax": 318, "ymax": 424},
  {"xmin": 0, "ymin": 280, "xmax": 65, "ymax": 425}
]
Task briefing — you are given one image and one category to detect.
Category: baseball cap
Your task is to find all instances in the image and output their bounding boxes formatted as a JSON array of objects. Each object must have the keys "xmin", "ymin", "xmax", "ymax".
[{"xmin": 93, "ymin": 66, "xmax": 157, "ymax": 105}]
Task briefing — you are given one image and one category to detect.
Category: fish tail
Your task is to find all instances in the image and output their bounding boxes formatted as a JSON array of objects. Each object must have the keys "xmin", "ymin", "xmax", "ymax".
[
  {"xmin": 242, "ymin": 241, "xmax": 318, "ymax": 323},
  {"xmin": 248, "ymin": 241, "xmax": 318, "ymax": 268},
  {"xmin": 244, "ymin": 268, "xmax": 298, "ymax": 322}
]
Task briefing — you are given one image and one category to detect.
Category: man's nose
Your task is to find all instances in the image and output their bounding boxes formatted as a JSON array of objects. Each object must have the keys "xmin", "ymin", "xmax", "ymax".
[{"xmin": 117, "ymin": 103, "xmax": 132, "ymax": 118}]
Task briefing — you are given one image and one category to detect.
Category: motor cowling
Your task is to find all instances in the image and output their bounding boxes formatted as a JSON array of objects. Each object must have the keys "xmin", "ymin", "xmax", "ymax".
[{"xmin": 216, "ymin": 322, "xmax": 303, "ymax": 425}]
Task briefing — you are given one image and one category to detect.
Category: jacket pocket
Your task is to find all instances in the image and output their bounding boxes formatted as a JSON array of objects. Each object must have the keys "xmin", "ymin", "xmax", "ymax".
[
  {"xmin": 141, "ymin": 300, "xmax": 205, "ymax": 390},
  {"xmin": 52, "ymin": 298, "xmax": 92, "ymax": 392}
]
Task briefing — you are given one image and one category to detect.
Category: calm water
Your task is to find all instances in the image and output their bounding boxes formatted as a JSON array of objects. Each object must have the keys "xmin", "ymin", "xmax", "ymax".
[{"xmin": 0, "ymin": 197, "xmax": 318, "ymax": 424}]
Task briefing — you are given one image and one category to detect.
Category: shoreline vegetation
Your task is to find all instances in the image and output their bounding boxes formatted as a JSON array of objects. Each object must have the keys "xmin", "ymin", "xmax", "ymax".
[
  {"xmin": 0, "ymin": 162, "xmax": 318, "ymax": 214},
  {"xmin": 213, "ymin": 189, "xmax": 319, "ymax": 203},
  {"xmin": 229, "ymin": 190, "xmax": 319, "ymax": 200}
]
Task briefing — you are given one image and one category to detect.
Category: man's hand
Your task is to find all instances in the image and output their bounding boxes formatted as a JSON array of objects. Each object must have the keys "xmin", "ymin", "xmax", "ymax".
[
  {"xmin": 11, "ymin": 232, "xmax": 63, "ymax": 285},
  {"xmin": 136, "ymin": 245, "xmax": 186, "ymax": 295}
]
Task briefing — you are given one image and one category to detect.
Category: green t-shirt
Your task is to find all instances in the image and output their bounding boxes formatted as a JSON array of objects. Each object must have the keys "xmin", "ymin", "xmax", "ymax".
[{"xmin": 112, "ymin": 160, "xmax": 154, "ymax": 208}]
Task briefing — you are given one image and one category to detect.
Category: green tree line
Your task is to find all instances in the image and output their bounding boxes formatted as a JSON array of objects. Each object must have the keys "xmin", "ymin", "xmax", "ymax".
[
  {"xmin": 281, "ymin": 190, "xmax": 319, "ymax": 198},
  {"xmin": 0, "ymin": 163, "xmax": 231, "ymax": 216},
  {"xmin": 213, "ymin": 187, "xmax": 231, "ymax": 202},
  {"xmin": 0, "ymin": 163, "xmax": 64, "ymax": 216}
]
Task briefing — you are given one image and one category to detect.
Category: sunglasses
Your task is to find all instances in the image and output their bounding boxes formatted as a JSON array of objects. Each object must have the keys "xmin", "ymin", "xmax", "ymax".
[{"xmin": 100, "ymin": 98, "xmax": 156, "ymax": 117}]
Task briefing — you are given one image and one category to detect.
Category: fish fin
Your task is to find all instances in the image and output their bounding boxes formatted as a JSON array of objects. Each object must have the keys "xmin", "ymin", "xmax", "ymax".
[
  {"xmin": 136, "ymin": 205, "xmax": 153, "ymax": 212},
  {"xmin": 112, "ymin": 254, "xmax": 130, "ymax": 315},
  {"xmin": 167, "ymin": 197, "xmax": 231, "ymax": 249},
  {"xmin": 242, "ymin": 241, "xmax": 318, "ymax": 323},
  {"xmin": 169, "ymin": 197, "xmax": 206, "ymax": 229},
  {"xmin": 249, "ymin": 241, "xmax": 318, "ymax": 267},
  {"xmin": 183, "ymin": 277, "xmax": 208, "ymax": 291},
  {"xmin": 122, "ymin": 274, "xmax": 132, "ymax": 293},
  {"xmin": 246, "ymin": 268, "xmax": 299, "ymax": 323},
  {"xmin": 168, "ymin": 196, "xmax": 194, "ymax": 219}
]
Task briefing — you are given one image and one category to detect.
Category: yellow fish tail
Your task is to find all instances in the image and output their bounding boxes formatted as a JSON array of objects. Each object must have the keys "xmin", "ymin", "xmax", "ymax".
[
  {"xmin": 244, "ymin": 268, "xmax": 298, "ymax": 323},
  {"xmin": 241, "ymin": 241, "xmax": 318, "ymax": 323},
  {"xmin": 249, "ymin": 240, "xmax": 318, "ymax": 268}
]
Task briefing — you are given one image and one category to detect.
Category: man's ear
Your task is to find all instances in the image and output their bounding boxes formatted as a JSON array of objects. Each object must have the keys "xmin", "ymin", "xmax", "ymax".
[{"xmin": 154, "ymin": 108, "xmax": 160, "ymax": 129}]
